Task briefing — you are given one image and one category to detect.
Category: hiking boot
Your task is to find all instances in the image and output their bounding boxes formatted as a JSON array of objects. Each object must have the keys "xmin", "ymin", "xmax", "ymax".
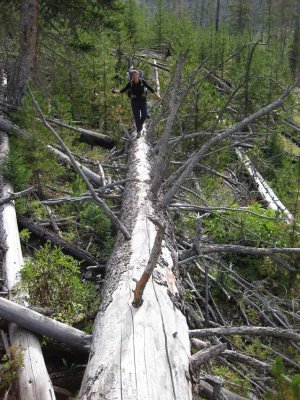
[{"xmin": 136, "ymin": 130, "xmax": 142, "ymax": 138}]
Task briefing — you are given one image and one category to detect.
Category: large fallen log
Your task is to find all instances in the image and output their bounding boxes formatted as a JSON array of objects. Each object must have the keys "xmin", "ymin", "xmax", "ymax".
[
  {"xmin": 17, "ymin": 215, "xmax": 100, "ymax": 266},
  {"xmin": 0, "ymin": 296, "xmax": 92, "ymax": 351},
  {"xmin": 0, "ymin": 132, "xmax": 55, "ymax": 400},
  {"xmin": 46, "ymin": 118, "xmax": 116, "ymax": 149},
  {"xmin": 80, "ymin": 131, "xmax": 192, "ymax": 399}
]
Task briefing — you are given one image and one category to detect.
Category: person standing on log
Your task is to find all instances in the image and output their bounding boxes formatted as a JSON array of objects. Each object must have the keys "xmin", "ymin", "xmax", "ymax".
[{"xmin": 112, "ymin": 70, "xmax": 161, "ymax": 138}]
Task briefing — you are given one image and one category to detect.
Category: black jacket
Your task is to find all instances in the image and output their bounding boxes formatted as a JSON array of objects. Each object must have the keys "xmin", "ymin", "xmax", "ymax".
[{"xmin": 120, "ymin": 79, "xmax": 155, "ymax": 100}]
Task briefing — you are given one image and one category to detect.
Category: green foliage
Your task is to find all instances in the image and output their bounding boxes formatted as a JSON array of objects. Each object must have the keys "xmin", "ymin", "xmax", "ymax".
[
  {"xmin": 1, "ymin": 147, "xmax": 32, "ymax": 191},
  {"xmin": 0, "ymin": 345, "xmax": 25, "ymax": 391},
  {"xmin": 19, "ymin": 228, "xmax": 31, "ymax": 245},
  {"xmin": 17, "ymin": 243, "xmax": 100, "ymax": 325},
  {"xmin": 264, "ymin": 357, "xmax": 300, "ymax": 400},
  {"xmin": 80, "ymin": 203, "xmax": 115, "ymax": 261}
]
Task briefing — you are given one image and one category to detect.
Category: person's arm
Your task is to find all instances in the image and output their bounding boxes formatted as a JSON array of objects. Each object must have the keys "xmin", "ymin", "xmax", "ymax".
[
  {"xmin": 112, "ymin": 82, "xmax": 130, "ymax": 94},
  {"xmin": 143, "ymin": 80, "xmax": 162, "ymax": 101}
]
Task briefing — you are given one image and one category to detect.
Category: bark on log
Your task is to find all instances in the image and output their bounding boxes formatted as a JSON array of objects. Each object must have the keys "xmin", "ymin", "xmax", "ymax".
[
  {"xmin": 236, "ymin": 148, "xmax": 294, "ymax": 223},
  {"xmin": 0, "ymin": 297, "xmax": 92, "ymax": 351},
  {"xmin": 80, "ymin": 131, "xmax": 192, "ymax": 399},
  {"xmin": 189, "ymin": 326, "xmax": 300, "ymax": 341},
  {"xmin": 46, "ymin": 118, "xmax": 116, "ymax": 149},
  {"xmin": 0, "ymin": 132, "xmax": 56, "ymax": 400},
  {"xmin": 17, "ymin": 215, "xmax": 100, "ymax": 266}
]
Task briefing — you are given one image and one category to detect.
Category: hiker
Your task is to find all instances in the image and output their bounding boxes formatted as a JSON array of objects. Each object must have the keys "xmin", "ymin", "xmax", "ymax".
[{"xmin": 112, "ymin": 69, "xmax": 161, "ymax": 137}]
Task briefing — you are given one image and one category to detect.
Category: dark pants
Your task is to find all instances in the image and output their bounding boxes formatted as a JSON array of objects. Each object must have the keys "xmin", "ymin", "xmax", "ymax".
[{"xmin": 131, "ymin": 98, "xmax": 147, "ymax": 132}]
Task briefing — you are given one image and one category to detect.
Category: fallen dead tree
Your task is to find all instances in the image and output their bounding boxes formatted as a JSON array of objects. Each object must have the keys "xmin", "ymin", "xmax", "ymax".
[
  {"xmin": 80, "ymin": 133, "xmax": 192, "ymax": 399},
  {"xmin": 0, "ymin": 296, "xmax": 92, "ymax": 351},
  {"xmin": 45, "ymin": 117, "xmax": 116, "ymax": 149},
  {"xmin": 236, "ymin": 148, "xmax": 294, "ymax": 223},
  {"xmin": 0, "ymin": 132, "xmax": 55, "ymax": 400},
  {"xmin": 17, "ymin": 215, "xmax": 100, "ymax": 266},
  {"xmin": 189, "ymin": 326, "xmax": 300, "ymax": 341}
]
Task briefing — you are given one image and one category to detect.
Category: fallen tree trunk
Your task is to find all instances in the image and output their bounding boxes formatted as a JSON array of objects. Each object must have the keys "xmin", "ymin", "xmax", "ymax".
[
  {"xmin": 236, "ymin": 148, "xmax": 294, "ymax": 223},
  {"xmin": 80, "ymin": 132, "xmax": 192, "ymax": 399},
  {"xmin": 17, "ymin": 215, "xmax": 100, "ymax": 266},
  {"xmin": 0, "ymin": 132, "xmax": 55, "ymax": 400},
  {"xmin": 46, "ymin": 118, "xmax": 116, "ymax": 149},
  {"xmin": 47, "ymin": 145, "xmax": 103, "ymax": 187},
  {"xmin": 0, "ymin": 296, "xmax": 92, "ymax": 351},
  {"xmin": 189, "ymin": 326, "xmax": 300, "ymax": 341}
]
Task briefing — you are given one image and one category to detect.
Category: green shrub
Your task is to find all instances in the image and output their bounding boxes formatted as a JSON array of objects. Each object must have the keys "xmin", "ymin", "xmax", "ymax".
[
  {"xmin": 0, "ymin": 345, "xmax": 24, "ymax": 391},
  {"xmin": 17, "ymin": 242, "xmax": 100, "ymax": 325},
  {"xmin": 1, "ymin": 148, "xmax": 32, "ymax": 191}
]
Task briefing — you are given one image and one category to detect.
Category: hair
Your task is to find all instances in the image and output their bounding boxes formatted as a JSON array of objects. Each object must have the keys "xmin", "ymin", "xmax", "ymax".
[{"xmin": 130, "ymin": 69, "xmax": 139, "ymax": 75}]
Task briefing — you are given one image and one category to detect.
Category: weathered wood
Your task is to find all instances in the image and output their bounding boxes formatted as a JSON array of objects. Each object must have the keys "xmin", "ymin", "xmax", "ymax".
[
  {"xmin": 30, "ymin": 91, "xmax": 130, "ymax": 240},
  {"xmin": 189, "ymin": 326, "xmax": 300, "ymax": 341},
  {"xmin": 80, "ymin": 129, "xmax": 192, "ymax": 399},
  {"xmin": 0, "ymin": 132, "xmax": 56, "ymax": 400},
  {"xmin": 17, "ymin": 215, "xmax": 100, "ymax": 266},
  {"xmin": 0, "ymin": 117, "xmax": 28, "ymax": 137},
  {"xmin": 221, "ymin": 350, "xmax": 271, "ymax": 372},
  {"xmin": 0, "ymin": 297, "xmax": 92, "ymax": 351},
  {"xmin": 236, "ymin": 148, "xmax": 294, "ymax": 223},
  {"xmin": 47, "ymin": 145, "xmax": 103, "ymax": 186},
  {"xmin": 197, "ymin": 379, "xmax": 247, "ymax": 400},
  {"xmin": 132, "ymin": 216, "xmax": 165, "ymax": 307},
  {"xmin": 190, "ymin": 343, "xmax": 227, "ymax": 369},
  {"xmin": 46, "ymin": 117, "xmax": 116, "ymax": 149},
  {"xmin": 0, "ymin": 186, "xmax": 35, "ymax": 205}
]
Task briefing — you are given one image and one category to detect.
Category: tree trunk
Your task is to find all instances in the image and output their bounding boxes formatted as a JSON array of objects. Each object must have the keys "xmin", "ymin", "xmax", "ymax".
[
  {"xmin": 0, "ymin": 132, "xmax": 55, "ymax": 400},
  {"xmin": 80, "ymin": 133, "xmax": 192, "ymax": 399},
  {"xmin": 7, "ymin": 0, "xmax": 39, "ymax": 107}
]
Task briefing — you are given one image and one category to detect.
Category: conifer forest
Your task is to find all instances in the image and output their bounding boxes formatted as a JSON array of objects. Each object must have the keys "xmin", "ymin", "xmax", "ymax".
[{"xmin": 0, "ymin": 0, "xmax": 300, "ymax": 399}]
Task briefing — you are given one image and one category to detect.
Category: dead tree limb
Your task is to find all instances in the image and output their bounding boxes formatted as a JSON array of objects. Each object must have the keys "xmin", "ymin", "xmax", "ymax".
[
  {"xmin": 47, "ymin": 145, "xmax": 103, "ymax": 186},
  {"xmin": 162, "ymin": 82, "xmax": 297, "ymax": 206},
  {"xmin": 0, "ymin": 186, "xmax": 36, "ymax": 205},
  {"xmin": 189, "ymin": 326, "xmax": 300, "ymax": 341},
  {"xmin": 45, "ymin": 117, "xmax": 116, "ymax": 149},
  {"xmin": 17, "ymin": 215, "xmax": 100, "ymax": 266},
  {"xmin": 190, "ymin": 343, "xmax": 227, "ymax": 370},
  {"xmin": 236, "ymin": 148, "xmax": 294, "ymax": 223},
  {"xmin": 0, "ymin": 117, "xmax": 29, "ymax": 137},
  {"xmin": 0, "ymin": 297, "xmax": 91, "ymax": 351},
  {"xmin": 29, "ymin": 88, "xmax": 131, "ymax": 240},
  {"xmin": 132, "ymin": 216, "xmax": 166, "ymax": 307}
]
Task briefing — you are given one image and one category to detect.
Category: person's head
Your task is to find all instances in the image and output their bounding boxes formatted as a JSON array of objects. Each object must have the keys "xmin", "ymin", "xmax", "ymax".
[{"xmin": 131, "ymin": 70, "xmax": 139, "ymax": 83}]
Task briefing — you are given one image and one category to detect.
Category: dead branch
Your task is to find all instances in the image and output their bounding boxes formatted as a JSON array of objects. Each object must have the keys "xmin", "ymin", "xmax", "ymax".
[
  {"xmin": 132, "ymin": 216, "xmax": 166, "ymax": 307},
  {"xmin": 189, "ymin": 326, "xmax": 300, "ymax": 341},
  {"xmin": 29, "ymin": 88, "xmax": 131, "ymax": 240},
  {"xmin": 0, "ymin": 186, "xmax": 36, "ymax": 205},
  {"xmin": 17, "ymin": 215, "xmax": 100, "ymax": 266},
  {"xmin": 170, "ymin": 203, "xmax": 285, "ymax": 221},
  {"xmin": 0, "ymin": 117, "xmax": 29, "ymax": 137},
  {"xmin": 162, "ymin": 82, "xmax": 297, "ymax": 206},
  {"xmin": 190, "ymin": 343, "xmax": 227, "ymax": 370},
  {"xmin": 48, "ymin": 145, "xmax": 103, "ymax": 186}
]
